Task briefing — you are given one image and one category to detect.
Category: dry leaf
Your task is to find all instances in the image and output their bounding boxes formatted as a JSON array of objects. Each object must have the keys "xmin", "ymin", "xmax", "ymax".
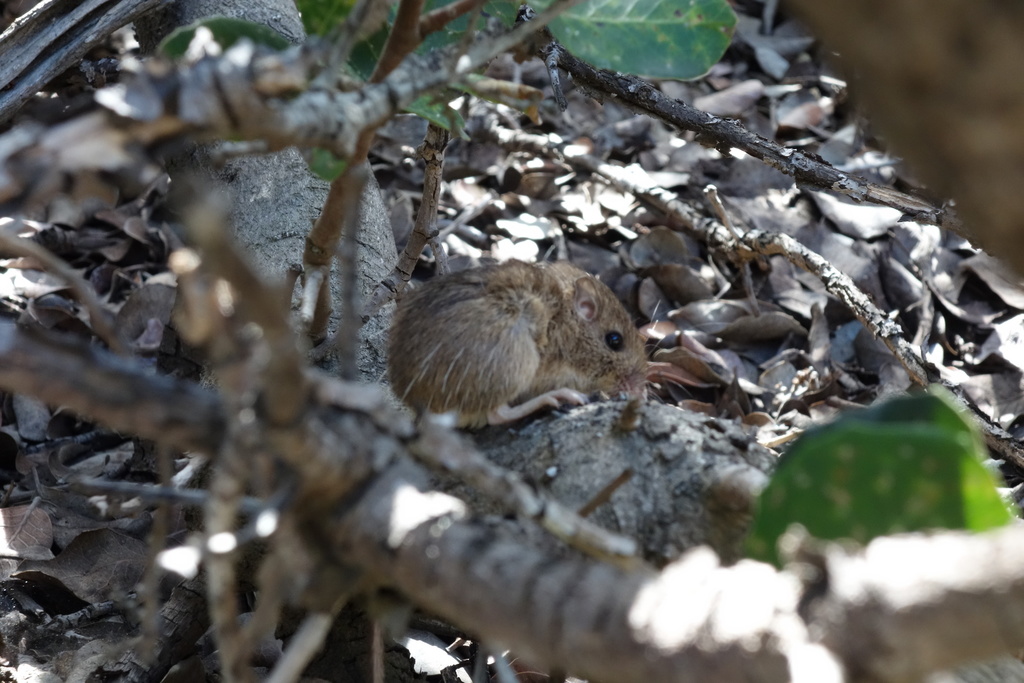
[
  {"xmin": 16, "ymin": 528, "xmax": 146, "ymax": 603},
  {"xmin": 0, "ymin": 505, "xmax": 54, "ymax": 561}
]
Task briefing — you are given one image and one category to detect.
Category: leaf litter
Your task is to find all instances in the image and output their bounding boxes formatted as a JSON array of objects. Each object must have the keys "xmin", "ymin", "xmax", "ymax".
[{"xmin": 1, "ymin": 0, "xmax": 1024, "ymax": 679}]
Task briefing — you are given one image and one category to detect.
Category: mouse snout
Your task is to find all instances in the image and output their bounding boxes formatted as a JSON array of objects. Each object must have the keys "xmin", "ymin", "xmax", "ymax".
[{"xmin": 617, "ymin": 365, "xmax": 649, "ymax": 398}]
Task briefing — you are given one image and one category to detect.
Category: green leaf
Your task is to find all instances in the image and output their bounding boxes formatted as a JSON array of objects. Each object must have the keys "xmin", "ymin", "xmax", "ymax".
[
  {"xmin": 404, "ymin": 96, "xmax": 469, "ymax": 139},
  {"xmin": 349, "ymin": 0, "xmax": 518, "ymax": 76},
  {"xmin": 296, "ymin": 0, "xmax": 358, "ymax": 37},
  {"xmin": 536, "ymin": 0, "xmax": 736, "ymax": 80},
  {"xmin": 308, "ymin": 148, "xmax": 349, "ymax": 181},
  {"xmin": 419, "ymin": 0, "xmax": 519, "ymax": 52},
  {"xmin": 745, "ymin": 388, "xmax": 1013, "ymax": 567},
  {"xmin": 159, "ymin": 16, "xmax": 291, "ymax": 58},
  {"xmin": 349, "ymin": 25, "xmax": 390, "ymax": 80}
]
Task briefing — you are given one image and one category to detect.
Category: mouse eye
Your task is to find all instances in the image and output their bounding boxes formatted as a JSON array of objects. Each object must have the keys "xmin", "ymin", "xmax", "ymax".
[{"xmin": 605, "ymin": 331, "xmax": 624, "ymax": 351}]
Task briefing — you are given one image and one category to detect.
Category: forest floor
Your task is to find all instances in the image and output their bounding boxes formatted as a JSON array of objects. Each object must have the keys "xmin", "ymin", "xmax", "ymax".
[{"xmin": 1, "ymin": 0, "xmax": 1023, "ymax": 680}]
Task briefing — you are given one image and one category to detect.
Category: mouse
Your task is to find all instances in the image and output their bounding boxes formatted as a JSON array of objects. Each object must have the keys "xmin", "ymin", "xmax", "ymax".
[{"xmin": 387, "ymin": 259, "xmax": 648, "ymax": 427}]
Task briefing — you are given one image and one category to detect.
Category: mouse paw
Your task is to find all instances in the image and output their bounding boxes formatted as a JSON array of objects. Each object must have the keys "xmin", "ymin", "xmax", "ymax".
[{"xmin": 487, "ymin": 388, "xmax": 590, "ymax": 425}]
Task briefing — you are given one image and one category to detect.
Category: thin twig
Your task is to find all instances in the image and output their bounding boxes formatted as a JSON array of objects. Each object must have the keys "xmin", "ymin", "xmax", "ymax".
[
  {"xmin": 370, "ymin": 0, "xmax": 428, "ymax": 82},
  {"xmin": 335, "ymin": 165, "xmax": 369, "ymax": 380},
  {"xmin": 545, "ymin": 42, "xmax": 948, "ymax": 226},
  {"xmin": 73, "ymin": 478, "xmax": 267, "ymax": 512},
  {"xmin": 364, "ymin": 123, "xmax": 452, "ymax": 319},
  {"xmin": 0, "ymin": 222, "xmax": 127, "ymax": 354},
  {"xmin": 578, "ymin": 469, "xmax": 634, "ymax": 518},
  {"xmin": 318, "ymin": 0, "xmax": 392, "ymax": 87},
  {"xmin": 265, "ymin": 611, "xmax": 339, "ymax": 683},
  {"xmin": 205, "ymin": 438, "xmax": 251, "ymax": 683},
  {"xmin": 420, "ymin": 0, "xmax": 484, "ymax": 35},
  {"xmin": 704, "ymin": 185, "xmax": 759, "ymax": 315},
  {"xmin": 186, "ymin": 203, "xmax": 309, "ymax": 427},
  {"xmin": 137, "ymin": 444, "xmax": 173, "ymax": 666}
]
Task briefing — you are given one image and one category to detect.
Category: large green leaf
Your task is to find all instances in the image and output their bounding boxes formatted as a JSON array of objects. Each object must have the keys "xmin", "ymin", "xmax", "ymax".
[
  {"xmin": 746, "ymin": 389, "xmax": 1013, "ymax": 567},
  {"xmin": 536, "ymin": 0, "xmax": 735, "ymax": 80}
]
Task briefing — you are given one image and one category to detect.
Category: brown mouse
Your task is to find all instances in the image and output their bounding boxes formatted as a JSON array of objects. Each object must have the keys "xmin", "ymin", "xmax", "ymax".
[{"xmin": 388, "ymin": 260, "xmax": 648, "ymax": 427}]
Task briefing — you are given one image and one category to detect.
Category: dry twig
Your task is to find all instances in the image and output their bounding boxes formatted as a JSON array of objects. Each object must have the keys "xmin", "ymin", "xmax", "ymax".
[{"xmin": 0, "ymin": 222, "xmax": 127, "ymax": 354}]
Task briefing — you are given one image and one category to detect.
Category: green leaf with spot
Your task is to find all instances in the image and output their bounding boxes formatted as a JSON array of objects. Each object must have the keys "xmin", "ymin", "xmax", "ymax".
[
  {"xmin": 534, "ymin": 0, "xmax": 736, "ymax": 80},
  {"xmin": 159, "ymin": 16, "xmax": 291, "ymax": 58},
  {"xmin": 746, "ymin": 389, "xmax": 1013, "ymax": 567}
]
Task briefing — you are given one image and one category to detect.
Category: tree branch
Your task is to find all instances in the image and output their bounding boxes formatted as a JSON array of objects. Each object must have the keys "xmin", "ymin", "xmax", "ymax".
[
  {"xmin": 0, "ymin": 321, "xmax": 224, "ymax": 453},
  {"xmin": 0, "ymin": 0, "xmax": 166, "ymax": 124}
]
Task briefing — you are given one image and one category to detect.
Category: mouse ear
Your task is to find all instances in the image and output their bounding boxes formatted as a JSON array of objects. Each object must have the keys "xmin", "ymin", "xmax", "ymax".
[{"xmin": 573, "ymin": 277, "xmax": 600, "ymax": 322}]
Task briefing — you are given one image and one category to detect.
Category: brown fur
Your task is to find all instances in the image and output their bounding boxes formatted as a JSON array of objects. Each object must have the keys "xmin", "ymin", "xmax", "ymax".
[{"xmin": 388, "ymin": 261, "xmax": 648, "ymax": 427}]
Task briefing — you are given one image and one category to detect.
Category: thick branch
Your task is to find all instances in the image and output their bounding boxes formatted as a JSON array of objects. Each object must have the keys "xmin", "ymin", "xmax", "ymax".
[
  {"xmin": 810, "ymin": 531, "xmax": 1024, "ymax": 681},
  {"xmin": 2, "ymin": 319, "xmax": 1024, "ymax": 680},
  {"xmin": 329, "ymin": 458, "xmax": 806, "ymax": 682},
  {"xmin": 0, "ymin": 0, "xmax": 165, "ymax": 124},
  {"xmin": 0, "ymin": 322, "xmax": 224, "ymax": 453}
]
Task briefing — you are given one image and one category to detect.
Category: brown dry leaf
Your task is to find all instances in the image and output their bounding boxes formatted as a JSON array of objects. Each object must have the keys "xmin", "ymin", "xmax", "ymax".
[
  {"xmin": 926, "ymin": 278, "xmax": 1003, "ymax": 326},
  {"xmin": 16, "ymin": 528, "xmax": 146, "ymax": 603},
  {"xmin": 495, "ymin": 215, "xmax": 554, "ymax": 241},
  {"xmin": 12, "ymin": 394, "xmax": 51, "ymax": 442},
  {"xmin": 26, "ymin": 292, "xmax": 83, "ymax": 330},
  {"xmin": 132, "ymin": 318, "xmax": 165, "ymax": 352},
  {"xmin": 628, "ymin": 226, "xmax": 690, "ymax": 267},
  {"xmin": 693, "ymin": 79, "xmax": 765, "ymax": 117},
  {"xmin": 115, "ymin": 282, "xmax": 176, "ymax": 344},
  {"xmin": 646, "ymin": 264, "xmax": 714, "ymax": 306},
  {"xmin": 0, "ymin": 505, "xmax": 54, "ymax": 561},
  {"xmin": 960, "ymin": 372, "xmax": 1024, "ymax": 429},
  {"xmin": 676, "ymin": 400, "xmax": 718, "ymax": 417},
  {"xmin": 817, "ymin": 124, "xmax": 858, "ymax": 165},
  {"xmin": 39, "ymin": 498, "xmax": 151, "ymax": 550},
  {"xmin": 806, "ymin": 304, "xmax": 830, "ymax": 373},
  {"xmin": 671, "ymin": 299, "xmax": 752, "ymax": 329},
  {"xmin": 810, "ymin": 191, "xmax": 902, "ymax": 240},
  {"xmin": 96, "ymin": 238, "xmax": 134, "ymax": 262},
  {"xmin": 776, "ymin": 95, "xmax": 832, "ymax": 132},
  {"xmin": 759, "ymin": 358, "xmax": 798, "ymax": 396},
  {"xmin": 737, "ymin": 14, "xmax": 816, "ymax": 58},
  {"xmin": 0, "ymin": 268, "xmax": 66, "ymax": 299},
  {"xmin": 879, "ymin": 256, "xmax": 925, "ymax": 311},
  {"xmin": 960, "ymin": 252, "xmax": 1024, "ymax": 310},
  {"xmin": 121, "ymin": 216, "xmax": 150, "ymax": 243},
  {"xmin": 974, "ymin": 313, "xmax": 1024, "ymax": 371},
  {"xmin": 652, "ymin": 349, "xmax": 730, "ymax": 387},
  {"xmin": 648, "ymin": 361, "xmax": 718, "ymax": 388},
  {"xmin": 716, "ymin": 311, "xmax": 807, "ymax": 343},
  {"xmin": 46, "ymin": 112, "xmax": 139, "ymax": 172},
  {"xmin": 636, "ymin": 277, "xmax": 672, "ymax": 320}
]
